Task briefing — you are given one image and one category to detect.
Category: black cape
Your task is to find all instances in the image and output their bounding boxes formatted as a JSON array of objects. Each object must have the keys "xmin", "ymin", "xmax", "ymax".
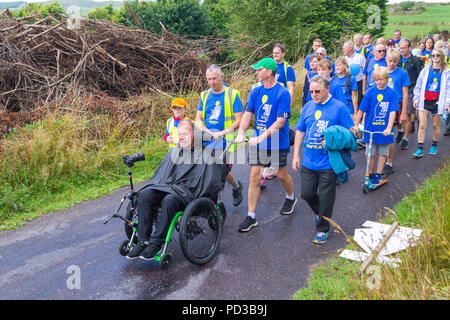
[{"xmin": 140, "ymin": 132, "xmax": 229, "ymax": 205}]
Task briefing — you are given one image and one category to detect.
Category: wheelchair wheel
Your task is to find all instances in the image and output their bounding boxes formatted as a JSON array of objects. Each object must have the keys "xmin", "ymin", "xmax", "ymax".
[
  {"xmin": 124, "ymin": 201, "xmax": 139, "ymax": 244},
  {"xmin": 179, "ymin": 198, "xmax": 222, "ymax": 265}
]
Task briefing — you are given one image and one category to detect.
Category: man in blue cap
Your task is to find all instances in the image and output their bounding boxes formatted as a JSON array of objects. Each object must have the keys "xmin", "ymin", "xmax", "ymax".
[{"xmin": 235, "ymin": 58, "xmax": 296, "ymax": 232}]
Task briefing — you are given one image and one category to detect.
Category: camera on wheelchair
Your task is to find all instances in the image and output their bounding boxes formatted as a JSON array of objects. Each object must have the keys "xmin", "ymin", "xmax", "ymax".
[{"xmin": 122, "ymin": 152, "xmax": 145, "ymax": 167}]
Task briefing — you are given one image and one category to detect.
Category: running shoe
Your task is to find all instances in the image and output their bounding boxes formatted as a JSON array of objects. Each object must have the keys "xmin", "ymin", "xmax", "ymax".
[
  {"xmin": 382, "ymin": 164, "xmax": 395, "ymax": 176},
  {"xmin": 396, "ymin": 131, "xmax": 404, "ymax": 144},
  {"xmin": 313, "ymin": 232, "xmax": 328, "ymax": 244},
  {"xmin": 280, "ymin": 197, "xmax": 297, "ymax": 215},
  {"xmin": 428, "ymin": 145, "xmax": 438, "ymax": 155},
  {"xmin": 126, "ymin": 240, "xmax": 147, "ymax": 260},
  {"xmin": 238, "ymin": 216, "xmax": 258, "ymax": 232},
  {"xmin": 400, "ymin": 138, "xmax": 409, "ymax": 150},
  {"xmin": 413, "ymin": 148, "xmax": 423, "ymax": 158},
  {"xmin": 139, "ymin": 241, "xmax": 163, "ymax": 261},
  {"xmin": 259, "ymin": 177, "xmax": 267, "ymax": 188},
  {"xmin": 232, "ymin": 181, "xmax": 244, "ymax": 206},
  {"xmin": 264, "ymin": 167, "xmax": 276, "ymax": 180}
]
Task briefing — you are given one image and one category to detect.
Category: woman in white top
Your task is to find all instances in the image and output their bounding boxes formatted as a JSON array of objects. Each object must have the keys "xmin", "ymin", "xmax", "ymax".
[{"xmin": 413, "ymin": 49, "xmax": 450, "ymax": 157}]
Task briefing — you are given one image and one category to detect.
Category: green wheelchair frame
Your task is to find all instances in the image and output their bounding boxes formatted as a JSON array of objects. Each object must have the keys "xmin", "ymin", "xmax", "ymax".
[
  {"xmin": 105, "ymin": 145, "xmax": 230, "ymax": 270},
  {"xmin": 119, "ymin": 197, "xmax": 226, "ymax": 270}
]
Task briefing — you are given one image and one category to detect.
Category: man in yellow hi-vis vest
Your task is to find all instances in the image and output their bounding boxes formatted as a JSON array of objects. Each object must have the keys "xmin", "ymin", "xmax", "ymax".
[{"xmin": 195, "ymin": 64, "xmax": 244, "ymax": 207}]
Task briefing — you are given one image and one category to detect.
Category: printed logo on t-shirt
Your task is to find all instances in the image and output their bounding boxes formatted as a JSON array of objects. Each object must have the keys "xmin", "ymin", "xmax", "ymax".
[
  {"xmin": 373, "ymin": 94, "xmax": 389, "ymax": 125},
  {"xmin": 429, "ymin": 78, "xmax": 438, "ymax": 92},
  {"xmin": 388, "ymin": 77, "xmax": 394, "ymax": 89},
  {"xmin": 209, "ymin": 101, "xmax": 222, "ymax": 123}
]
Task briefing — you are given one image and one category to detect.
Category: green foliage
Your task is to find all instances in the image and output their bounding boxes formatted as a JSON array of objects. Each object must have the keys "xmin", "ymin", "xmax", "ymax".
[
  {"xmin": 87, "ymin": 4, "xmax": 120, "ymax": 21},
  {"xmin": 399, "ymin": 1, "xmax": 416, "ymax": 12},
  {"xmin": 118, "ymin": 0, "xmax": 213, "ymax": 36},
  {"xmin": 203, "ymin": 0, "xmax": 230, "ymax": 37},
  {"xmin": 12, "ymin": 1, "xmax": 66, "ymax": 18},
  {"xmin": 223, "ymin": 0, "xmax": 388, "ymax": 60}
]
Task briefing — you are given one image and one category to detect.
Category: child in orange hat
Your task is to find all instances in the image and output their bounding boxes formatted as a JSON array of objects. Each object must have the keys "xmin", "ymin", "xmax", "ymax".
[{"xmin": 165, "ymin": 98, "xmax": 190, "ymax": 149}]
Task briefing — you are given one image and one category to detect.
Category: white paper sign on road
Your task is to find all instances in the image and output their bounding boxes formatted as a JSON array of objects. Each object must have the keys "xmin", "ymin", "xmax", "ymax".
[{"xmin": 339, "ymin": 221, "xmax": 422, "ymax": 267}]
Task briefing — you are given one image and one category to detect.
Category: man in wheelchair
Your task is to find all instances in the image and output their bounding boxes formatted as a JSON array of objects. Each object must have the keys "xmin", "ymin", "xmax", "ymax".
[{"xmin": 126, "ymin": 119, "xmax": 229, "ymax": 260}]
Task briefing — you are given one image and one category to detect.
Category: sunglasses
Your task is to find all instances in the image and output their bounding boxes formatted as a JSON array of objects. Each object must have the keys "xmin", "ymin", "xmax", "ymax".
[
  {"xmin": 171, "ymin": 106, "xmax": 184, "ymax": 110},
  {"xmin": 431, "ymin": 54, "xmax": 440, "ymax": 58},
  {"xmin": 309, "ymin": 89, "xmax": 322, "ymax": 94},
  {"xmin": 376, "ymin": 50, "xmax": 386, "ymax": 53}
]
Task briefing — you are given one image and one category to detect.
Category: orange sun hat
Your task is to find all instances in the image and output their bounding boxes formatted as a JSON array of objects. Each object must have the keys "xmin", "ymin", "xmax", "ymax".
[{"xmin": 171, "ymin": 97, "xmax": 187, "ymax": 108}]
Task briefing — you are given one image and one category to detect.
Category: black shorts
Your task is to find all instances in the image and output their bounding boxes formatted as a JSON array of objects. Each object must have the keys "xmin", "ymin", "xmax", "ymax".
[
  {"xmin": 248, "ymin": 147, "xmax": 288, "ymax": 168},
  {"xmin": 424, "ymin": 99, "xmax": 438, "ymax": 115}
]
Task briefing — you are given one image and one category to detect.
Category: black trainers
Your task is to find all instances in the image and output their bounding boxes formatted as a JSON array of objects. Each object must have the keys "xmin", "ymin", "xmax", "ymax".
[
  {"xmin": 126, "ymin": 240, "xmax": 147, "ymax": 260},
  {"xmin": 139, "ymin": 241, "xmax": 163, "ymax": 260},
  {"xmin": 280, "ymin": 197, "xmax": 297, "ymax": 215},
  {"xmin": 238, "ymin": 216, "xmax": 258, "ymax": 232},
  {"xmin": 382, "ymin": 164, "xmax": 395, "ymax": 176},
  {"xmin": 232, "ymin": 181, "xmax": 244, "ymax": 206},
  {"xmin": 400, "ymin": 138, "xmax": 408, "ymax": 150},
  {"xmin": 396, "ymin": 131, "xmax": 404, "ymax": 144}
]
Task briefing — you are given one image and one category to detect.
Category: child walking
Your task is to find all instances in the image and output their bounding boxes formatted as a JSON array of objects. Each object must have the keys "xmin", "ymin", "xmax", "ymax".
[{"xmin": 354, "ymin": 67, "xmax": 399, "ymax": 186}]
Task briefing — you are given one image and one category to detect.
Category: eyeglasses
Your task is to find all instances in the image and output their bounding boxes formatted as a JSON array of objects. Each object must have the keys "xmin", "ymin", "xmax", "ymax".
[
  {"xmin": 431, "ymin": 54, "xmax": 440, "ymax": 58},
  {"xmin": 376, "ymin": 50, "xmax": 386, "ymax": 53},
  {"xmin": 309, "ymin": 89, "xmax": 322, "ymax": 94}
]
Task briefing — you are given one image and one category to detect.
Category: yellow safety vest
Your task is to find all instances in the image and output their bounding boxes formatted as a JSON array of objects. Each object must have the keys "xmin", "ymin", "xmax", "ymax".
[
  {"xmin": 200, "ymin": 87, "xmax": 240, "ymax": 152},
  {"xmin": 278, "ymin": 61, "xmax": 292, "ymax": 87},
  {"xmin": 166, "ymin": 116, "xmax": 191, "ymax": 148}
]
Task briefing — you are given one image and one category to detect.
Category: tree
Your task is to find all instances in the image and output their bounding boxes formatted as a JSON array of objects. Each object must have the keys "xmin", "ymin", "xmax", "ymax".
[
  {"xmin": 118, "ymin": 0, "xmax": 213, "ymax": 36},
  {"xmin": 87, "ymin": 4, "xmax": 120, "ymax": 22},
  {"xmin": 223, "ymin": 0, "xmax": 388, "ymax": 59},
  {"xmin": 12, "ymin": 1, "xmax": 66, "ymax": 18}
]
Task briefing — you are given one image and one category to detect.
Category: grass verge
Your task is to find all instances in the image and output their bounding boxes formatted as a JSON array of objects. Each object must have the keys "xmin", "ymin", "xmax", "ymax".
[{"xmin": 293, "ymin": 161, "xmax": 450, "ymax": 300}]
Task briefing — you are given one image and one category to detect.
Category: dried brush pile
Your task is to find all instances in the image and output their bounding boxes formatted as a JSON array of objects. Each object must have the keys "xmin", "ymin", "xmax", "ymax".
[{"xmin": 0, "ymin": 13, "xmax": 209, "ymax": 113}]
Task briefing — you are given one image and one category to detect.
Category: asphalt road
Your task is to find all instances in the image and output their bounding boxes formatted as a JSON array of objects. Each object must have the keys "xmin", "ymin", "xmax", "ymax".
[{"xmin": 0, "ymin": 120, "xmax": 448, "ymax": 300}]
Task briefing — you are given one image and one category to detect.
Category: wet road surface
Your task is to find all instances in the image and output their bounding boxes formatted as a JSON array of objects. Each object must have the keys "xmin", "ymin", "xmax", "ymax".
[{"xmin": 0, "ymin": 121, "xmax": 448, "ymax": 300}]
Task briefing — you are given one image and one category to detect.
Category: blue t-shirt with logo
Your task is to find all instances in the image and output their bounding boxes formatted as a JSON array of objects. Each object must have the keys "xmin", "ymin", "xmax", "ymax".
[
  {"xmin": 425, "ymin": 68, "xmax": 442, "ymax": 94},
  {"xmin": 364, "ymin": 57, "xmax": 387, "ymax": 88},
  {"xmin": 296, "ymin": 97, "xmax": 354, "ymax": 171},
  {"xmin": 198, "ymin": 89, "xmax": 243, "ymax": 148},
  {"xmin": 387, "ymin": 67, "xmax": 410, "ymax": 102},
  {"xmin": 334, "ymin": 74, "xmax": 358, "ymax": 114},
  {"xmin": 359, "ymin": 86, "xmax": 399, "ymax": 144},
  {"xmin": 246, "ymin": 83, "xmax": 291, "ymax": 151},
  {"xmin": 276, "ymin": 62, "xmax": 296, "ymax": 88}
]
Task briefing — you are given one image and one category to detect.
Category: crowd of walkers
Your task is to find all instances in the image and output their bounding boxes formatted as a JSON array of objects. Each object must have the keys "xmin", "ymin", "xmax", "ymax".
[{"xmin": 156, "ymin": 29, "xmax": 450, "ymax": 247}]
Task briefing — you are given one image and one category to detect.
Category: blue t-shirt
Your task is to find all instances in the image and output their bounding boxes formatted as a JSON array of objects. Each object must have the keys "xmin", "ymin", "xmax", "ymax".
[
  {"xmin": 306, "ymin": 78, "xmax": 346, "ymax": 105},
  {"xmin": 364, "ymin": 57, "xmax": 387, "ymax": 88},
  {"xmin": 421, "ymin": 50, "xmax": 432, "ymax": 60},
  {"xmin": 304, "ymin": 54, "xmax": 332, "ymax": 72},
  {"xmin": 296, "ymin": 97, "xmax": 354, "ymax": 171},
  {"xmin": 387, "ymin": 67, "xmax": 410, "ymax": 102},
  {"xmin": 334, "ymin": 75, "xmax": 358, "ymax": 114},
  {"xmin": 359, "ymin": 86, "xmax": 400, "ymax": 144},
  {"xmin": 425, "ymin": 68, "xmax": 442, "ymax": 93},
  {"xmin": 246, "ymin": 83, "xmax": 291, "ymax": 151},
  {"xmin": 276, "ymin": 62, "xmax": 296, "ymax": 88},
  {"xmin": 198, "ymin": 89, "xmax": 243, "ymax": 148}
]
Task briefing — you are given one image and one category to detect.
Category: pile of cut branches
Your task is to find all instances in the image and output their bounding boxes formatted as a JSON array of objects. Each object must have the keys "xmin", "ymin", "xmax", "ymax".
[{"xmin": 0, "ymin": 13, "xmax": 209, "ymax": 112}]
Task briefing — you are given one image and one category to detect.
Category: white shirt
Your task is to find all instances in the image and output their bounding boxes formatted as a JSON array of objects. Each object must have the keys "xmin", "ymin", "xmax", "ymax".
[{"xmin": 345, "ymin": 52, "xmax": 366, "ymax": 82}]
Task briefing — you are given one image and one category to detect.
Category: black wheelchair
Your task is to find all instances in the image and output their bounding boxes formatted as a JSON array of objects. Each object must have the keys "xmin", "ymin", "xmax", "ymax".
[{"xmin": 104, "ymin": 149, "xmax": 228, "ymax": 270}]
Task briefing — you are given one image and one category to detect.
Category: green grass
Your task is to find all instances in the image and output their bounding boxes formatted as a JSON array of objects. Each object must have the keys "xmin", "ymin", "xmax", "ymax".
[
  {"xmin": 384, "ymin": 4, "xmax": 450, "ymax": 40},
  {"xmin": 294, "ymin": 162, "xmax": 450, "ymax": 300}
]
